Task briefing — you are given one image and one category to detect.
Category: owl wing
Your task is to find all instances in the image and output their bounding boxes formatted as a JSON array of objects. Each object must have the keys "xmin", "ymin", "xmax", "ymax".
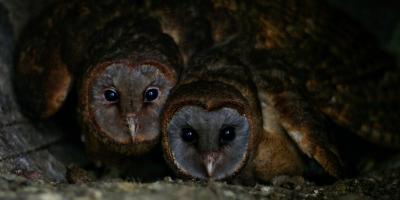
[
  {"xmin": 15, "ymin": 3, "xmax": 73, "ymax": 119},
  {"xmin": 251, "ymin": 66, "xmax": 345, "ymax": 178},
  {"xmin": 301, "ymin": 34, "xmax": 400, "ymax": 150},
  {"xmin": 253, "ymin": 1, "xmax": 400, "ymax": 145},
  {"xmin": 245, "ymin": 0, "xmax": 400, "ymax": 179},
  {"xmin": 251, "ymin": 0, "xmax": 400, "ymax": 149}
]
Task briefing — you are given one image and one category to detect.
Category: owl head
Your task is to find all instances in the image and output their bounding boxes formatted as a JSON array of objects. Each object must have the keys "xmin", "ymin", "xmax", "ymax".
[
  {"xmin": 161, "ymin": 79, "xmax": 260, "ymax": 180},
  {"xmin": 79, "ymin": 17, "xmax": 183, "ymax": 155}
]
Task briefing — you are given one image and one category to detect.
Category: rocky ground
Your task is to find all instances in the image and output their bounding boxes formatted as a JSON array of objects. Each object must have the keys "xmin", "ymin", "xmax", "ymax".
[
  {"xmin": 0, "ymin": 165, "xmax": 399, "ymax": 200},
  {"xmin": 0, "ymin": 0, "xmax": 399, "ymax": 199}
]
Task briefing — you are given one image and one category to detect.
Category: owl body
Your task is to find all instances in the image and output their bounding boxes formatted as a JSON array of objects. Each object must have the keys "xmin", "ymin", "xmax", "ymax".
[
  {"xmin": 161, "ymin": 45, "xmax": 261, "ymax": 181},
  {"xmin": 15, "ymin": 0, "xmax": 200, "ymax": 162},
  {"xmin": 160, "ymin": 0, "xmax": 400, "ymax": 183},
  {"xmin": 15, "ymin": 0, "xmax": 400, "ymax": 181},
  {"xmin": 161, "ymin": 41, "xmax": 342, "ymax": 183}
]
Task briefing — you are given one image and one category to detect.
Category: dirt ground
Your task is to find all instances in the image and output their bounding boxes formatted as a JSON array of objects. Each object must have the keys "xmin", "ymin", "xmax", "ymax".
[
  {"xmin": 0, "ymin": 0, "xmax": 399, "ymax": 199},
  {"xmin": 0, "ymin": 164, "xmax": 399, "ymax": 200}
]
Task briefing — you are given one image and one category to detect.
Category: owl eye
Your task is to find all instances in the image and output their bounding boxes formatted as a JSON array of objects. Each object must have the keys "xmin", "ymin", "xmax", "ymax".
[
  {"xmin": 181, "ymin": 128, "xmax": 198, "ymax": 143},
  {"xmin": 219, "ymin": 126, "xmax": 236, "ymax": 144},
  {"xmin": 144, "ymin": 87, "xmax": 159, "ymax": 102},
  {"xmin": 104, "ymin": 88, "xmax": 119, "ymax": 103}
]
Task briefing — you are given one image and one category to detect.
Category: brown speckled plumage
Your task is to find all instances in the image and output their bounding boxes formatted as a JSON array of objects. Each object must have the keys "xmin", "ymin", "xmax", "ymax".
[
  {"xmin": 15, "ymin": 0, "xmax": 400, "ymax": 182},
  {"xmin": 161, "ymin": 54, "xmax": 262, "ymax": 180},
  {"xmin": 15, "ymin": 0, "xmax": 186, "ymax": 161},
  {"xmin": 159, "ymin": 0, "xmax": 399, "ymax": 183}
]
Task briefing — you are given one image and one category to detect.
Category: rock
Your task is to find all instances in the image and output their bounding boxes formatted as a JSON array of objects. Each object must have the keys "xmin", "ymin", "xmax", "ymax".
[{"xmin": 0, "ymin": 0, "xmax": 84, "ymax": 183}]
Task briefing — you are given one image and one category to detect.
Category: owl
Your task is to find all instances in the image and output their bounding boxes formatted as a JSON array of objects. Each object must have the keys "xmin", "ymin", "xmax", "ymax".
[
  {"xmin": 15, "ymin": 0, "xmax": 221, "ymax": 164},
  {"xmin": 161, "ymin": 43, "xmax": 341, "ymax": 183},
  {"xmin": 160, "ymin": 0, "xmax": 400, "ymax": 183},
  {"xmin": 14, "ymin": 0, "xmax": 190, "ymax": 162}
]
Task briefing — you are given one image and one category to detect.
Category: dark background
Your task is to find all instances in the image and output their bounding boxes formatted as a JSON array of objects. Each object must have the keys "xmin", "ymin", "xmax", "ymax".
[{"xmin": 327, "ymin": 0, "xmax": 400, "ymax": 59}]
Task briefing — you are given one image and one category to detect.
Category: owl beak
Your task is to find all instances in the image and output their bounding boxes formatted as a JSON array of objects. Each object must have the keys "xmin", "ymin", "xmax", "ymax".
[
  {"xmin": 203, "ymin": 153, "xmax": 220, "ymax": 178},
  {"xmin": 126, "ymin": 114, "xmax": 138, "ymax": 138}
]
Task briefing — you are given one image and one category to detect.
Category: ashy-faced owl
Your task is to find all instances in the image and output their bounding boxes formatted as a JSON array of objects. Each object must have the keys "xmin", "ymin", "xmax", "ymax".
[
  {"xmin": 15, "ymin": 1, "xmax": 183, "ymax": 159},
  {"xmin": 161, "ymin": 0, "xmax": 400, "ymax": 183},
  {"xmin": 161, "ymin": 45, "xmax": 343, "ymax": 183},
  {"xmin": 165, "ymin": 105, "xmax": 253, "ymax": 181},
  {"xmin": 79, "ymin": 50, "xmax": 179, "ymax": 156}
]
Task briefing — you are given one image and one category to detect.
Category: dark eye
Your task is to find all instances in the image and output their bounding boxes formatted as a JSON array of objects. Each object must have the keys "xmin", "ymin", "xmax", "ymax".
[
  {"xmin": 144, "ymin": 87, "xmax": 159, "ymax": 102},
  {"xmin": 181, "ymin": 128, "xmax": 198, "ymax": 143},
  {"xmin": 104, "ymin": 88, "xmax": 119, "ymax": 102},
  {"xmin": 219, "ymin": 126, "xmax": 236, "ymax": 143}
]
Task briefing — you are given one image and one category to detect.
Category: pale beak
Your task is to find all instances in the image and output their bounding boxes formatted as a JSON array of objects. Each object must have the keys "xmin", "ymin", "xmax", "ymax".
[
  {"xmin": 126, "ymin": 114, "xmax": 138, "ymax": 138},
  {"xmin": 203, "ymin": 153, "xmax": 220, "ymax": 178}
]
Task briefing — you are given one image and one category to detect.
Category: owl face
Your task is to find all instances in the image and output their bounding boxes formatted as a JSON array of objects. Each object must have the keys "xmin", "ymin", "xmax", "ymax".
[
  {"xmin": 82, "ymin": 59, "xmax": 175, "ymax": 153},
  {"xmin": 165, "ymin": 105, "xmax": 250, "ymax": 180}
]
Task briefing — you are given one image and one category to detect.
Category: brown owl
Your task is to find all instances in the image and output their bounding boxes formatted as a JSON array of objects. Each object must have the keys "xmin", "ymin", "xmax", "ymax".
[
  {"xmin": 14, "ymin": 1, "xmax": 188, "ymax": 162},
  {"xmin": 161, "ymin": 43, "xmax": 342, "ymax": 183},
  {"xmin": 160, "ymin": 0, "xmax": 400, "ymax": 183}
]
